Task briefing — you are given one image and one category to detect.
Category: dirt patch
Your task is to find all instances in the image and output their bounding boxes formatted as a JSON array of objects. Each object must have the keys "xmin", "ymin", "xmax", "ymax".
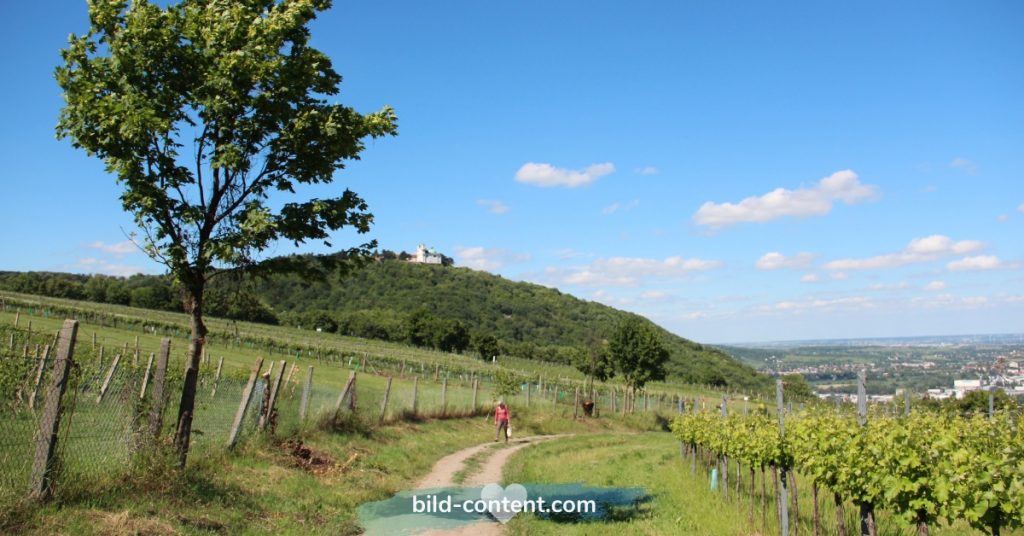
[
  {"xmin": 284, "ymin": 439, "xmax": 335, "ymax": 476},
  {"xmin": 176, "ymin": 514, "xmax": 227, "ymax": 533},
  {"xmin": 83, "ymin": 511, "xmax": 177, "ymax": 536}
]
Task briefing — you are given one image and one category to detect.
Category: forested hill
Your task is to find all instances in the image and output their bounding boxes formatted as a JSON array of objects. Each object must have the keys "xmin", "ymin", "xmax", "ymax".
[{"xmin": 0, "ymin": 260, "xmax": 768, "ymax": 390}]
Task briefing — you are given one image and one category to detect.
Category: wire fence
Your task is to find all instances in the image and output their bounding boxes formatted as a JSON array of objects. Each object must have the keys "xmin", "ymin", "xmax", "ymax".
[{"xmin": 0, "ymin": 320, "xmax": 577, "ymax": 509}]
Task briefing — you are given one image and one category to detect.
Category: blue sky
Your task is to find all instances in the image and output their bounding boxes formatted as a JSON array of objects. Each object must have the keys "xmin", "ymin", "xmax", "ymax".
[{"xmin": 1, "ymin": 1, "xmax": 1022, "ymax": 343}]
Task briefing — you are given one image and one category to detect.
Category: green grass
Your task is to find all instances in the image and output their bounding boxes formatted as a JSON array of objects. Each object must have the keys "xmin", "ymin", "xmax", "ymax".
[
  {"xmin": 3, "ymin": 407, "xmax": 665, "ymax": 535},
  {"xmin": 5, "ymin": 416, "xmax": 489, "ymax": 535}
]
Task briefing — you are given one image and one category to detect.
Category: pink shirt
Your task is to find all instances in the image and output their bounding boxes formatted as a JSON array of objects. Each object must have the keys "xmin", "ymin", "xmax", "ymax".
[{"xmin": 495, "ymin": 406, "xmax": 509, "ymax": 422}]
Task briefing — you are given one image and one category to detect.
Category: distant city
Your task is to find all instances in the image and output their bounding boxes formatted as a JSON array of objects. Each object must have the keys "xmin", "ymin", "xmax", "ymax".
[{"xmin": 718, "ymin": 334, "xmax": 1024, "ymax": 401}]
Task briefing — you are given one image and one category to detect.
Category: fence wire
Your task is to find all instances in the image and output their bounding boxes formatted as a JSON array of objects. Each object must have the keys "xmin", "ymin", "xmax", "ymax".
[{"xmin": 0, "ymin": 322, "xmax": 559, "ymax": 509}]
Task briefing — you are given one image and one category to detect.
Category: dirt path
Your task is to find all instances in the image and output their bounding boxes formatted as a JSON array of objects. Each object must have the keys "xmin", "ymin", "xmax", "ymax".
[{"xmin": 416, "ymin": 434, "xmax": 568, "ymax": 536}]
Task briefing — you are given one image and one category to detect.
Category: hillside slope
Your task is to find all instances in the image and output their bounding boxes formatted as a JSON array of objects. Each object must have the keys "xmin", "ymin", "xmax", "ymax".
[
  {"xmin": 255, "ymin": 259, "xmax": 768, "ymax": 390},
  {"xmin": 0, "ymin": 260, "xmax": 768, "ymax": 390}
]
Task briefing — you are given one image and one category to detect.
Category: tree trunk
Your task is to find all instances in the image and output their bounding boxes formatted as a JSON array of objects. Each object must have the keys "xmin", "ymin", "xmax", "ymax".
[
  {"xmin": 772, "ymin": 465, "xmax": 781, "ymax": 527},
  {"xmin": 915, "ymin": 513, "xmax": 928, "ymax": 536},
  {"xmin": 859, "ymin": 502, "xmax": 876, "ymax": 536},
  {"xmin": 835, "ymin": 493, "xmax": 847, "ymax": 536},
  {"xmin": 761, "ymin": 465, "xmax": 768, "ymax": 533},
  {"xmin": 791, "ymin": 470, "xmax": 800, "ymax": 535},
  {"xmin": 812, "ymin": 483, "xmax": 821, "ymax": 536},
  {"xmin": 749, "ymin": 466, "xmax": 755, "ymax": 525},
  {"xmin": 735, "ymin": 459, "xmax": 741, "ymax": 500},
  {"xmin": 722, "ymin": 455, "xmax": 729, "ymax": 500},
  {"xmin": 174, "ymin": 288, "xmax": 207, "ymax": 466}
]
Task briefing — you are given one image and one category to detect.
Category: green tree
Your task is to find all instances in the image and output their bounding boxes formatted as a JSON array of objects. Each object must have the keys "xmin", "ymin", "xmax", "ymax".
[
  {"xmin": 608, "ymin": 318, "xmax": 669, "ymax": 397},
  {"xmin": 575, "ymin": 341, "xmax": 614, "ymax": 400},
  {"xmin": 781, "ymin": 373, "xmax": 814, "ymax": 400},
  {"xmin": 56, "ymin": 0, "xmax": 397, "ymax": 464},
  {"xmin": 438, "ymin": 320, "xmax": 470, "ymax": 354},
  {"xmin": 491, "ymin": 368, "xmax": 520, "ymax": 402},
  {"xmin": 473, "ymin": 333, "xmax": 500, "ymax": 361},
  {"xmin": 406, "ymin": 309, "xmax": 436, "ymax": 348}
]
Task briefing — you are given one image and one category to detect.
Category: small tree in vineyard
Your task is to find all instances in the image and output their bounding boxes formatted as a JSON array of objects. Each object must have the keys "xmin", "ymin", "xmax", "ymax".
[
  {"xmin": 608, "ymin": 317, "xmax": 668, "ymax": 410},
  {"xmin": 56, "ymin": 0, "xmax": 397, "ymax": 464}
]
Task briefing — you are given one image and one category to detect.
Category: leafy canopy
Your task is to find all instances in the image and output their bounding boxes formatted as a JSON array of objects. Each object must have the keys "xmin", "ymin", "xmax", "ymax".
[
  {"xmin": 608, "ymin": 317, "xmax": 669, "ymax": 390},
  {"xmin": 55, "ymin": 0, "xmax": 398, "ymax": 287}
]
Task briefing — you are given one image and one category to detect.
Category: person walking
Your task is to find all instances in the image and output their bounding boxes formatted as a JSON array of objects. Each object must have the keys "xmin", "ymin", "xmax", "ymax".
[{"xmin": 495, "ymin": 401, "xmax": 510, "ymax": 442}]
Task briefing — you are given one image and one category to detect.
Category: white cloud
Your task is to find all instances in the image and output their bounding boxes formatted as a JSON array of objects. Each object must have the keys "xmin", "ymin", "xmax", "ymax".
[
  {"xmin": 551, "ymin": 248, "xmax": 588, "ymax": 260},
  {"xmin": 830, "ymin": 272, "xmax": 849, "ymax": 280},
  {"xmin": 760, "ymin": 296, "xmax": 874, "ymax": 314},
  {"xmin": 87, "ymin": 240, "xmax": 138, "ymax": 258},
  {"xmin": 545, "ymin": 255, "xmax": 724, "ymax": 288},
  {"xmin": 639, "ymin": 290, "xmax": 669, "ymax": 301},
  {"xmin": 692, "ymin": 170, "xmax": 878, "ymax": 228},
  {"xmin": 590, "ymin": 289, "xmax": 635, "ymax": 307},
  {"xmin": 635, "ymin": 166, "xmax": 658, "ymax": 176},
  {"xmin": 1018, "ymin": 202, "xmax": 1024, "ymax": 214},
  {"xmin": 868, "ymin": 282, "xmax": 910, "ymax": 291},
  {"xmin": 70, "ymin": 258, "xmax": 148, "ymax": 277},
  {"xmin": 912, "ymin": 293, "xmax": 990, "ymax": 310},
  {"xmin": 800, "ymin": 274, "xmax": 819, "ymax": 283},
  {"xmin": 925, "ymin": 280, "xmax": 947, "ymax": 291},
  {"xmin": 949, "ymin": 157, "xmax": 978, "ymax": 175},
  {"xmin": 755, "ymin": 252, "xmax": 816, "ymax": 270},
  {"xmin": 454, "ymin": 246, "xmax": 530, "ymax": 271},
  {"xmin": 824, "ymin": 235, "xmax": 986, "ymax": 271},
  {"xmin": 602, "ymin": 199, "xmax": 640, "ymax": 215},
  {"xmin": 476, "ymin": 199, "xmax": 510, "ymax": 214},
  {"xmin": 514, "ymin": 162, "xmax": 614, "ymax": 188},
  {"xmin": 678, "ymin": 311, "xmax": 707, "ymax": 321},
  {"xmin": 997, "ymin": 214, "xmax": 1009, "ymax": 222},
  {"xmin": 946, "ymin": 255, "xmax": 1005, "ymax": 271}
]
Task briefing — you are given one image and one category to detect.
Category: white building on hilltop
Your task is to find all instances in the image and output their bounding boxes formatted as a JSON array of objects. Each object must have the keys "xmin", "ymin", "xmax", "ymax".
[{"xmin": 411, "ymin": 244, "xmax": 443, "ymax": 264}]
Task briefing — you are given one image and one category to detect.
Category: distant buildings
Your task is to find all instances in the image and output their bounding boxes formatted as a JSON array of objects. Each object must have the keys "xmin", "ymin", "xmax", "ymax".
[{"xmin": 410, "ymin": 244, "xmax": 443, "ymax": 265}]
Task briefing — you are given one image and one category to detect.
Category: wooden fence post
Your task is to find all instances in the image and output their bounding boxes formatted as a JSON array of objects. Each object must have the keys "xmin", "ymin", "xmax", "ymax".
[
  {"xmin": 574, "ymin": 387, "xmax": 580, "ymax": 419},
  {"xmin": 227, "ymin": 357, "xmax": 264, "ymax": 449},
  {"xmin": 211, "ymin": 356, "xmax": 224, "ymax": 398},
  {"xmin": 28, "ymin": 319, "xmax": 77, "ymax": 501},
  {"xmin": 285, "ymin": 363, "xmax": 299, "ymax": 396},
  {"xmin": 335, "ymin": 371, "xmax": 357, "ymax": 416},
  {"xmin": 379, "ymin": 377, "xmax": 393, "ymax": 423},
  {"xmin": 27, "ymin": 345, "xmax": 52, "ymax": 411},
  {"xmin": 148, "ymin": 339, "xmax": 172, "ymax": 438},
  {"xmin": 139, "ymin": 352, "xmax": 155, "ymax": 399},
  {"xmin": 259, "ymin": 360, "xmax": 286, "ymax": 431},
  {"xmin": 299, "ymin": 366, "xmax": 313, "ymax": 422},
  {"xmin": 471, "ymin": 378, "xmax": 478, "ymax": 411},
  {"xmin": 411, "ymin": 376, "xmax": 418, "ymax": 415},
  {"xmin": 96, "ymin": 353, "xmax": 122, "ymax": 403},
  {"xmin": 440, "ymin": 376, "xmax": 449, "ymax": 415}
]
